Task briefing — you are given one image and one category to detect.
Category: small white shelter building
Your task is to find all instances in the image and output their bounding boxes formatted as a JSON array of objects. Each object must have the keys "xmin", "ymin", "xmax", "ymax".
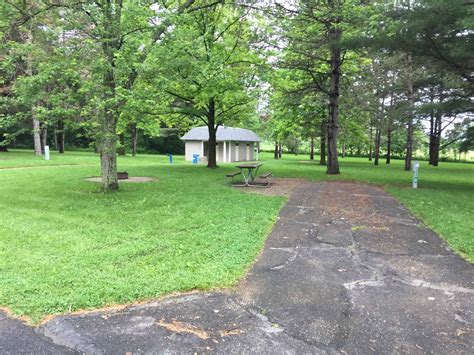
[{"xmin": 181, "ymin": 126, "xmax": 261, "ymax": 163}]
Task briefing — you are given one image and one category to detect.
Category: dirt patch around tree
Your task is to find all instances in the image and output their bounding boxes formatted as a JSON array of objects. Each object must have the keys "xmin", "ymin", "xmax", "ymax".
[{"xmin": 85, "ymin": 176, "xmax": 157, "ymax": 183}]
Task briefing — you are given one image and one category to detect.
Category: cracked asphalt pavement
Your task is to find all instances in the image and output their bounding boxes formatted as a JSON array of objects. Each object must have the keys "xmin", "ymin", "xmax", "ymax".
[{"xmin": 1, "ymin": 181, "xmax": 473, "ymax": 354}]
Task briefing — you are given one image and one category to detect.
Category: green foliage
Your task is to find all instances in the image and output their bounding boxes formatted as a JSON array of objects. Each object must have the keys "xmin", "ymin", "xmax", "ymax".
[
  {"xmin": 143, "ymin": 3, "xmax": 261, "ymax": 129},
  {"xmin": 135, "ymin": 130, "xmax": 185, "ymax": 155},
  {"xmin": 264, "ymin": 0, "xmax": 379, "ymax": 159},
  {"xmin": 1, "ymin": 1, "xmax": 471, "ymax": 165},
  {"xmin": 380, "ymin": 0, "xmax": 473, "ymax": 86},
  {"xmin": 459, "ymin": 126, "xmax": 474, "ymax": 154}
]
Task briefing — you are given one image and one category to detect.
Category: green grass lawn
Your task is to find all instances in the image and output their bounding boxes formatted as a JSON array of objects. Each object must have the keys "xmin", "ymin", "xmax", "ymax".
[
  {"xmin": 0, "ymin": 149, "xmax": 472, "ymax": 323},
  {"xmin": 0, "ymin": 150, "xmax": 285, "ymax": 322}
]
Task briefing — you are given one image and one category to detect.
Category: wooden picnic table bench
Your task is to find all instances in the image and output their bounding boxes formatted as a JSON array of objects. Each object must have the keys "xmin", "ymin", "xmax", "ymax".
[
  {"xmin": 258, "ymin": 172, "xmax": 273, "ymax": 187},
  {"xmin": 225, "ymin": 171, "xmax": 241, "ymax": 178},
  {"xmin": 225, "ymin": 171, "xmax": 242, "ymax": 184}
]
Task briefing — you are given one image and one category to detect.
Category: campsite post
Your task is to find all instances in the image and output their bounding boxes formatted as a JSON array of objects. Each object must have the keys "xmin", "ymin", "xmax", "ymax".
[
  {"xmin": 413, "ymin": 161, "xmax": 419, "ymax": 188},
  {"xmin": 44, "ymin": 145, "xmax": 50, "ymax": 160}
]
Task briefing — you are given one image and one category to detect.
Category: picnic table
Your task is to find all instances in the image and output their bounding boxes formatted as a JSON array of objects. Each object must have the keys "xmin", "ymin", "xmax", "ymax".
[{"xmin": 236, "ymin": 163, "xmax": 263, "ymax": 186}]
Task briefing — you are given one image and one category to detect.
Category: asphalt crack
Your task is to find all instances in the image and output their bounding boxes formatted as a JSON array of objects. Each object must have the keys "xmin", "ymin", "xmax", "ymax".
[{"xmin": 394, "ymin": 277, "xmax": 474, "ymax": 294}]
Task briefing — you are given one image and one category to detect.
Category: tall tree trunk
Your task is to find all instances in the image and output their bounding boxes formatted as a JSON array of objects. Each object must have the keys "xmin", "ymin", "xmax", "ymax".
[
  {"xmin": 25, "ymin": 29, "xmax": 42, "ymax": 156},
  {"xmin": 428, "ymin": 110, "xmax": 436, "ymax": 165},
  {"xmin": 57, "ymin": 120, "xmax": 65, "ymax": 154},
  {"xmin": 274, "ymin": 141, "xmax": 279, "ymax": 159},
  {"xmin": 368, "ymin": 125, "xmax": 373, "ymax": 161},
  {"xmin": 0, "ymin": 127, "xmax": 7, "ymax": 151},
  {"xmin": 59, "ymin": 131, "xmax": 65, "ymax": 154},
  {"xmin": 374, "ymin": 96, "xmax": 385, "ymax": 166},
  {"xmin": 118, "ymin": 132, "xmax": 126, "ymax": 156},
  {"xmin": 30, "ymin": 84, "xmax": 42, "ymax": 156},
  {"xmin": 41, "ymin": 125, "xmax": 47, "ymax": 153},
  {"xmin": 98, "ymin": 0, "xmax": 124, "ymax": 191},
  {"xmin": 342, "ymin": 141, "xmax": 346, "ymax": 158},
  {"xmin": 131, "ymin": 124, "xmax": 137, "ymax": 157},
  {"xmin": 386, "ymin": 126, "xmax": 391, "ymax": 165},
  {"xmin": 207, "ymin": 97, "xmax": 217, "ymax": 168},
  {"xmin": 404, "ymin": 52, "xmax": 414, "ymax": 171},
  {"xmin": 0, "ymin": 133, "xmax": 8, "ymax": 151},
  {"xmin": 386, "ymin": 94, "xmax": 393, "ymax": 164},
  {"xmin": 374, "ymin": 128, "xmax": 381, "ymax": 166},
  {"xmin": 428, "ymin": 94, "xmax": 435, "ymax": 165},
  {"xmin": 320, "ymin": 121, "xmax": 326, "ymax": 165},
  {"xmin": 429, "ymin": 118, "xmax": 435, "ymax": 165},
  {"xmin": 33, "ymin": 117, "xmax": 42, "ymax": 156},
  {"xmin": 432, "ymin": 95, "xmax": 445, "ymax": 167},
  {"xmin": 310, "ymin": 136, "xmax": 314, "ymax": 160},
  {"xmin": 326, "ymin": 26, "xmax": 341, "ymax": 174},
  {"xmin": 100, "ymin": 114, "xmax": 118, "ymax": 190},
  {"xmin": 99, "ymin": 60, "xmax": 118, "ymax": 190},
  {"xmin": 433, "ymin": 110, "xmax": 442, "ymax": 166},
  {"xmin": 278, "ymin": 142, "xmax": 282, "ymax": 158}
]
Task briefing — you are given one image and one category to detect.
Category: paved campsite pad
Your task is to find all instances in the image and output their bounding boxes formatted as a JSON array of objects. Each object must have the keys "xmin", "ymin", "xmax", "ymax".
[{"xmin": 1, "ymin": 181, "xmax": 473, "ymax": 354}]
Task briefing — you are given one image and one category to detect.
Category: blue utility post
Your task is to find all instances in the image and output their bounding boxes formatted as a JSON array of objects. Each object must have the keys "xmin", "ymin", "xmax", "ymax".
[{"xmin": 169, "ymin": 154, "xmax": 172, "ymax": 164}]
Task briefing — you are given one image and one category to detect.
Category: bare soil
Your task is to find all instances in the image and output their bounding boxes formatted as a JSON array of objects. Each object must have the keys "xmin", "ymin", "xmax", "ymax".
[{"xmin": 234, "ymin": 178, "xmax": 308, "ymax": 197}]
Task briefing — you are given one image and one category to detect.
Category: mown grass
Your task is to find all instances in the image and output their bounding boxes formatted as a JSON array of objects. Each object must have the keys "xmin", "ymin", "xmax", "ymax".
[
  {"xmin": 0, "ymin": 149, "xmax": 472, "ymax": 322},
  {"xmin": 0, "ymin": 150, "xmax": 285, "ymax": 322}
]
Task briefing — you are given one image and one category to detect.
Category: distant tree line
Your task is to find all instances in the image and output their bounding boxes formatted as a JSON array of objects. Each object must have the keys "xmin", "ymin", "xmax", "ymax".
[{"xmin": 1, "ymin": 0, "xmax": 472, "ymax": 191}]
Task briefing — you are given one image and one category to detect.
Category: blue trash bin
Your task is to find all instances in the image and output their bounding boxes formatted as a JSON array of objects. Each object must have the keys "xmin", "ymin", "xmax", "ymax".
[{"xmin": 192, "ymin": 154, "xmax": 200, "ymax": 164}]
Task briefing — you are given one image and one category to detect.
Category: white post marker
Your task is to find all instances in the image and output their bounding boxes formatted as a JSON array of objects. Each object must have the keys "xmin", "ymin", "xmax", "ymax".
[
  {"xmin": 44, "ymin": 145, "xmax": 50, "ymax": 160},
  {"xmin": 412, "ymin": 161, "xmax": 419, "ymax": 188}
]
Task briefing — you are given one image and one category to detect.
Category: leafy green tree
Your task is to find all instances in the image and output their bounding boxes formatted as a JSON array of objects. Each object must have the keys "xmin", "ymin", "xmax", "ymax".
[
  {"xmin": 267, "ymin": 68, "xmax": 327, "ymax": 162},
  {"xmin": 381, "ymin": 0, "xmax": 473, "ymax": 86},
  {"xmin": 371, "ymin": 0, "xmax": 473, "ymax": 168},
  {"xmin": 459, "ymin": 125, "xmax": 474, "ymax": 155},
  {"xmin": 2, "ymin": 1, "xmax": 213, "ymax": 189},
  {"xmin": 266, "ymin": 0, "xmax": 376, "ymax": 174},
  {"xmin": 0, "ymin": 0, "xmax": 53, "ymax": 155},
  {"xmin": 145, "ymin": 2, "xmax": 260, "ymax": 168}
]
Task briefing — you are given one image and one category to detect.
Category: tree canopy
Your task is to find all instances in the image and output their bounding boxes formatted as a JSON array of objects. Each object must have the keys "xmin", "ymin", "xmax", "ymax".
[{"xmin": 0, "ymin": 0, "xmax": 472, "ymax": 190}]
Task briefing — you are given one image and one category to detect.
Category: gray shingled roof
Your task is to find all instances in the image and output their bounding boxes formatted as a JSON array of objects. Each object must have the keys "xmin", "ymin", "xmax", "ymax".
[{"xmin": 181, "ymin": 126, "xmax": 261, "ymax": 142}]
